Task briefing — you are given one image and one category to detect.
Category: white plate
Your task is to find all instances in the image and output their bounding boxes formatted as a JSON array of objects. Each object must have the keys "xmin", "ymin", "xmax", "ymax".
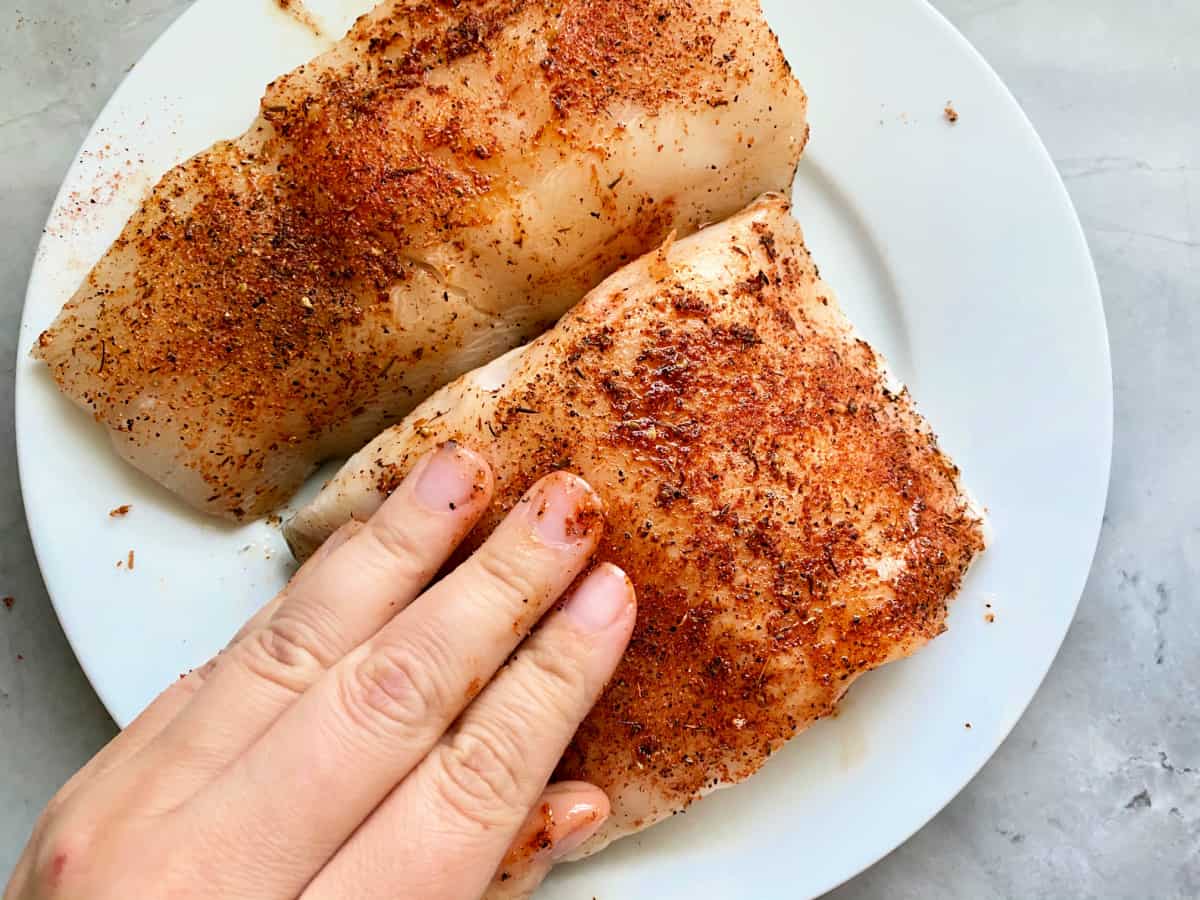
[{"xmin": 16, "ymin": 1, "xmax": 1111, "ymax": 897}]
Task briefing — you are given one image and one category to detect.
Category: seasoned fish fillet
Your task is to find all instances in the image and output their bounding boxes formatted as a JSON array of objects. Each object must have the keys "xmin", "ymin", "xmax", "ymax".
[
  {"xmin": 286, "ymin": 194, "xmax": 988, "ymax": 858},
  {"xmin": 34, "ymin": 0, "xmax": 808, "ymax": 519}
]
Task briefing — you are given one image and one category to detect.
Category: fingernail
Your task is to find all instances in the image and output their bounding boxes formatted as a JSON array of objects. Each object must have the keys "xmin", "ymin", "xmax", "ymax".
[
  {"xmin": 414, "ymin": 443, "xmax": 486, "ymax": 513},
  {"xmin": 562, "ymin": 564, "xmax": 633, "ymax": 633},
  {"xmin": 550, "ymin": 803, "xmax": 608, "ymax": 862},
  {"xmin": 526, "ymin": 473, "xmax": 604, "ymax": 547}
]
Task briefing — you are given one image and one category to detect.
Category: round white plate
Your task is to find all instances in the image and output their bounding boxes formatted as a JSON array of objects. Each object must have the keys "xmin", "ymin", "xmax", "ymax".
[{"xmin": 16, "ymin": 1, "xmax": 1111, "ymax": 897}]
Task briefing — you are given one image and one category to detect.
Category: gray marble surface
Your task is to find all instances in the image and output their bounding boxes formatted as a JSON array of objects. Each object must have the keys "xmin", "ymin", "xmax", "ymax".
[{"xmin": 1, "ymin": 1, "xmax": 1196, "ymax": 896}]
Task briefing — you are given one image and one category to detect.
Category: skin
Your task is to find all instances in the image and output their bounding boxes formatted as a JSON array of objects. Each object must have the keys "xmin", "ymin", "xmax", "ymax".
[{"xmin": 4, "ymin": 444, "xmax": 636, "ymax": 900}]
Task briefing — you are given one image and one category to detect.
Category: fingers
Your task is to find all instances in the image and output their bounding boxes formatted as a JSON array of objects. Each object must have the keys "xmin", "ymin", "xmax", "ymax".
[
  {"xmin": 485, "ymin": 783, "xmax": 610, "ymax": 900},
  {"xmin": 175, "ymin": 473, "xmax": 606, "ymax": 898},
  {"xmin": 303, "ymin": 565, "xmax": 635, "ymax": 900},
  {"xmin": 130, "ymin": 444, "xmax": 494, "ymax": 808}
]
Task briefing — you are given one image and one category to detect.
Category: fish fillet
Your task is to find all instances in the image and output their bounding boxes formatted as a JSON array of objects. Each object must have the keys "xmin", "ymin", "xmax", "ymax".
[
  {"xmin": 285, "ymin": 194, "xmax": 988, "ymax": 858},
  {"xmin": 34, "ymin": 0, "xmax": 808, "ymax": 519}
]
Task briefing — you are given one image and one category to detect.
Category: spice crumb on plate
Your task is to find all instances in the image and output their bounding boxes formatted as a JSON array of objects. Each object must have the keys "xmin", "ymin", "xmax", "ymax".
[
  {"xmin": 109, "ymin": 504, "xmax": 132, "ymax": 518},
  {"xmin": 944, "ymin": 102, "xmax": 960, "ymax": 124},
  {"xmin": 128, "ymin": 550, "xmax": 136, "ymax": 570},
  {"xmin": 275, "ymin": 0, "xmax": 323, "ymax": 37}
]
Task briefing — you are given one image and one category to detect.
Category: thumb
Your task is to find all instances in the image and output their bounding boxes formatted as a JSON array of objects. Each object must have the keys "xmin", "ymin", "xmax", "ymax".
[{"xmin": 483, "ymin": 782, "xmax": 610, "ymax": 899}]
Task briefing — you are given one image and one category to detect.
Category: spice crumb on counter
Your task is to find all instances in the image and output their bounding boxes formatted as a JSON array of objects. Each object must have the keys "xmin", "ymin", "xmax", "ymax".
[
  {"xmin": 944, "ymin": 102, "xmax": 959, "ymax": 124},
  {"xmin": 2, "ymin": 596, "xmax": 14, "ymax": 611},
  {"xmin": 109, "ymin": 504, "xmax": 132, "ymax": 518}
]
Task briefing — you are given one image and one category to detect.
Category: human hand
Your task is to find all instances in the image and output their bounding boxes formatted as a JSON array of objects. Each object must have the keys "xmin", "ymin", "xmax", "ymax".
[{"xmin": 6, "ymin": 444, "xmax": 636, "ymax": 900}]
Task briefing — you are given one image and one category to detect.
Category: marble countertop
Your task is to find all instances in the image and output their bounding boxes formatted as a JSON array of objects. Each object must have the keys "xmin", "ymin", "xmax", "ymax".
[{"xmin": 1, "ymin": 1, "xmax": 1196, "ymax": 896}]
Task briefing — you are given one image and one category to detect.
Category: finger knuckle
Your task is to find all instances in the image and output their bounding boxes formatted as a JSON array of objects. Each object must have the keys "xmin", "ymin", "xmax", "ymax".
[
  {"xmin": 341, "ymin": 643, "xmax": 446, "ymax": 734},
  {"xmin": 433, "ymin": 728, "xmax": 527, "ymax": 829},
  {"xmin": 473, "ymin": 546, "xmax": 543, "ymax": 610},
  {"xmin": 25, "ymin": 816, "xmax": 166, "ymax": 900},
  {"xmin": 364, "ymin": 516, "xmax": 437, "ymax": 582},
  {"xmin": 32, "ymin": 819, "xmax": 102, "ymax": 895},
  {"xmin": 518, "ymin": 641, "xmax": 592, "ymax": 715},
  {"xmin": 235, "ymin": 619, "xmax": 329, "ymax": 695}
]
